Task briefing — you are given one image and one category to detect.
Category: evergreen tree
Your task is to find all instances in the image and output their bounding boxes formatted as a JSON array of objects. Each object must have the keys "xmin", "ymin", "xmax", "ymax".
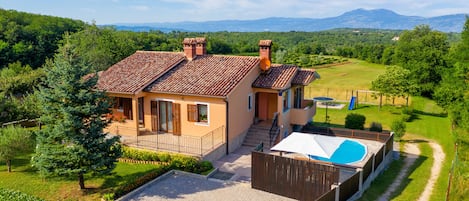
[{"xmin": 32, "ymin": 35, "xmax": 121, "ymax": 189}]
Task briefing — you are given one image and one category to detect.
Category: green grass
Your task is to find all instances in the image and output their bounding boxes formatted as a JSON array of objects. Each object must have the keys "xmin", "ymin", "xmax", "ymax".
[
  {"xmin": 391, "ymin": 142, "xmax": 433, "ymax": 201},
  {"xmin": 0, "ymin": 153, "xmax": 161, "ymax": 201},
  {"xmin": 313, "ymin": 99, "xmax": 453, "ymax": 200}
]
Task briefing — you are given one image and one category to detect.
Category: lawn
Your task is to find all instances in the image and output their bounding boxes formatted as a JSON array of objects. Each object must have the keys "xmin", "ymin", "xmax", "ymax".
[
  {"xmin": 306, "ymin": 59, "xmax": 454, "ymax": 200},
  {"xmin": 0, "ymin": 153, "xmax": 161, "ymax": 200}
]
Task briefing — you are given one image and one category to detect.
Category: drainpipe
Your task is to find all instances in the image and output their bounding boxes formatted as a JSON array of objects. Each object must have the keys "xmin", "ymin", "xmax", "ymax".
[{"xmin": 224, "ymin": 98, "xmax": 229, "ymax": 155}]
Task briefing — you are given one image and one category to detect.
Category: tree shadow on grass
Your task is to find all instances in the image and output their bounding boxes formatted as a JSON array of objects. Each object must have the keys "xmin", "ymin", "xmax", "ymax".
[{"xmin": 413, "ymin": 110, "xmax": 448, "ymax": 118}]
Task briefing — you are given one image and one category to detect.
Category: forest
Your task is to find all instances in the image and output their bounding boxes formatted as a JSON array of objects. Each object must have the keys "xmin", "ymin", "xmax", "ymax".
[{"xmin": 0, "ymin": 8, "xmax": 468, "ymax": 200}]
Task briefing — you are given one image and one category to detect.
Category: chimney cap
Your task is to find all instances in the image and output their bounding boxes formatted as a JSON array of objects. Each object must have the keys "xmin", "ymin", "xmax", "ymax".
[
  {"xmin": 259, "ymin": 40, "xmax": 272, "ymax": 46},
  {"xmin": 183, "ymin": 38, "xmax": 197, "ymax": 45},
  {"xmin": 195, "ymin": 37, "xmax": 206, "ymax": 44}
]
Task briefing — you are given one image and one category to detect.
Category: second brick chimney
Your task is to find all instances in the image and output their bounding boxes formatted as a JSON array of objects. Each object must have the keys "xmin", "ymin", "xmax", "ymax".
[
  {"xmin": 259, "ymin": 40, "xmax": 272, "ymax": 63},
  {"xmin": 195, "ymin": 37, "xmax": 207, "ymax": 56},
  {"xmin": 183, "ymin": 38, "xmax": 197, "ymax": 61}
]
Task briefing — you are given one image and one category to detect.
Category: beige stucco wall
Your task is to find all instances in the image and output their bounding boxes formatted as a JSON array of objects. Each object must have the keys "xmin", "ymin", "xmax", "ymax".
[
  {"xmin": 226, "ymin": 66, "xmax": 260, "ymax": 153},
  {"xmin": 142, "ymin": 93, "xmax": 226, "ymax": 137}
]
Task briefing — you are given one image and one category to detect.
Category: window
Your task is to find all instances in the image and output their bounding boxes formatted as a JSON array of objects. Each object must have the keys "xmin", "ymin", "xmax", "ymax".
[
  {"xmin": 187, "ymin": 103, "xmax": 209, "ymax": 123},
  {"xmin": 283, "ymin": 90, "xmax": 290, "ymax": 112},
  {"xmin": 113, "ymin": 97, "xmax": 133, "ymax": 120},
  {"xmin": 248, "ymin": 93, "xmax": 253, "ymax": 111},
  {"xmin": 294, "ymin": 87, "xmax": 302, "ymax": 109}
]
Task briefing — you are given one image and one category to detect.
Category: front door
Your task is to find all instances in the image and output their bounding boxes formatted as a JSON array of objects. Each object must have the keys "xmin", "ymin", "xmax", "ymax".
[{"xmin": 256, "ymin": 92, "xmax": 269, "ymax": 121}]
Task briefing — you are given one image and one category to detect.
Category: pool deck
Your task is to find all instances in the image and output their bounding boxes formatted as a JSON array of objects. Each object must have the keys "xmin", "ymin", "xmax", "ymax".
[{"xmin": 269, "ymin": 137, "xmax": 384, "ymax": 182}]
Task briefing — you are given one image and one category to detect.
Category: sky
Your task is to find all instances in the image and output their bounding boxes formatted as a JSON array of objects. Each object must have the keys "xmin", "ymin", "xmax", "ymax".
[{"xmin": 1, "ymin": 0, "xmax": 468, "ymax": 24}]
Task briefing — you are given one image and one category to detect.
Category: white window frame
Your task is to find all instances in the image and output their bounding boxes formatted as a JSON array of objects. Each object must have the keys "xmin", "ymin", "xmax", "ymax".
[{"xmin": 194, "ymin": 102, "xmax": 209, "ymax": 126}]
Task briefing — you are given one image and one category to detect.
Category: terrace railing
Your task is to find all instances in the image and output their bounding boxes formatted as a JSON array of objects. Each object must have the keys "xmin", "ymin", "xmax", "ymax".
[
  {"xmin": 118, "ymin": 126, "xmax": 225, "ymax": 157},
  {"xmin": 269, "ymin": 112, "xmax": 279, "ymax": 147}
]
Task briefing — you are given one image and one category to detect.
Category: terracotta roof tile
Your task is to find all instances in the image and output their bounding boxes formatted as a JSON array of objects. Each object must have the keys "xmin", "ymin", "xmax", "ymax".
[
  {"xmin": 252, "ymin": 64, "xmax": 298, "ymax": 90},
  {"xmin": 292, "ymin": 69, "xmax": 317, "ymax": 86},
  {"xmin": 145, "ymin": 55, "xmax": 260, "ymax": 97},
  {"xmin": 96, "ymin": 51, "xmax": 185, "ymax": 94}
]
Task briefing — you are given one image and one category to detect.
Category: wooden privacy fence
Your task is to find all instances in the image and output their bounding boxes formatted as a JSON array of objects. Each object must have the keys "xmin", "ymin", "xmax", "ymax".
[
  {"xmin": 303, "ymin": 126, "xmax": 392, "ymax": 142},
  {"xmin": 253, "ymin": 127, "xmax": 395, "ymax": 201},
  {"xmin": 252, "ymin": 151, "xmax": 339, "ymax": 201}
]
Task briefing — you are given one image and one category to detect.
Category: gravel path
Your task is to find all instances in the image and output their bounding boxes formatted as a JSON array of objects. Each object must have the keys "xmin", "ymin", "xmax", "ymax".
[
  {"xmin": 378, "ymin": 142, "xmax": 420, "ymax": 201},
  {"xmin": 378, "ymin": 140, "xmax": 445, "ymax": 201},
  {"xmin": 417, "ymin": 142, "xmax": 445, "ymax": 201}
]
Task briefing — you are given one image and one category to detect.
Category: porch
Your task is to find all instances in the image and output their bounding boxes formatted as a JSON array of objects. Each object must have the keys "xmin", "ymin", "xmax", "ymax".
[{"xmin": 118, "ymin": 126, "xmax": 225, "ymax": 157}]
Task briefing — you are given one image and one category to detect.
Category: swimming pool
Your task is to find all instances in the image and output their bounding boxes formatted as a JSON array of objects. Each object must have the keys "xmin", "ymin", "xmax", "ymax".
[{"xmin": 309, "ymin": 139, "xmax": 367, "ymax": 165}]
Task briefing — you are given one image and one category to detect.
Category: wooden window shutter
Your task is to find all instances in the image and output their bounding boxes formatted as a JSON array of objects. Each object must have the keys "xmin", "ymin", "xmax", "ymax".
[
  {"xmin": 150, "ymin": 101, "xmax": 158, "ymax": 132},
  {"xmin": 122, "ymin": 98, "xmax": 133, "ymax": 120},
  {"xmin": 187, "ymin": 104, "xmax": 198, "ymax": 122},
  {"xmin": 172, "ymin": 103, "xmax": 181, "ymax": 136}
]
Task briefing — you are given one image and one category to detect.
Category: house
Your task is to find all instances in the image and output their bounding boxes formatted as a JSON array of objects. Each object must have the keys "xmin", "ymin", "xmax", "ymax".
[{"xmin": 96, "ymin": 38, "xmax": 319, "ymax": 159}]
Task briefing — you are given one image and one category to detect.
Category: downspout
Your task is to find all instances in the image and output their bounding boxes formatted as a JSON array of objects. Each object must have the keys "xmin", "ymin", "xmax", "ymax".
[{"xmin": 224, "ymin": 98, "xmax": 229, "ymax": 155}]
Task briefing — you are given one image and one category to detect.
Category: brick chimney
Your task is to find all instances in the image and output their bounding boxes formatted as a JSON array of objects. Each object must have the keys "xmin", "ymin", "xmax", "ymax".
[
  {"xmin": 183, "ymin": 38, "xmax": 197, "ymax": 61},
  {"xmin": 195, "ymin": 37, "xmax": 207, "ymax": 56},
  {"xmin": 259, "ymin": 40, "xmax": 272, "ymax": 63}
]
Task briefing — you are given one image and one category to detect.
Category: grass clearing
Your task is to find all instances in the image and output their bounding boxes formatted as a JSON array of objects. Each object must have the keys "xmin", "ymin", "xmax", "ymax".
[{"xmin": 0, "ymin": 153, "xmax": 162, "ymax": 200}]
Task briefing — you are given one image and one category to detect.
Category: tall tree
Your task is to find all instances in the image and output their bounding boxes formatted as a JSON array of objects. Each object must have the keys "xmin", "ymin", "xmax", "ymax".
[
  {"xmin": 0, "ymin": 126, "xmax": 34, "ymax": 172},
  {"xmin": 371, "ymin": 65, "xmax": 417, "ymax": 107},
  {"xmin": 394, "ymin": 25, "xmax": 450, "ymax": 97},
  {"xmin": 32, "ymin": 36, "xmax": 121, "ymax": 189},
  {"xmin": 435, "ymin": 17, "xmax": 469, "ymax": 130}
]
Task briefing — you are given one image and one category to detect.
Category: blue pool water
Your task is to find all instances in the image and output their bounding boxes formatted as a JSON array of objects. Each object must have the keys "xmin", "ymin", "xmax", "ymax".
[{"xmin": 309, "ymin": 139, "xmax": 367, "ymax": 165}]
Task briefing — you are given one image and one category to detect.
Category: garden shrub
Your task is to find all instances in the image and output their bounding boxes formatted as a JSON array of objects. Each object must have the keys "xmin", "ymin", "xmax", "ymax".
[
  {"xmin": 114, "ymin": 165, "xmax": 169, "ymax": 199},
  {"xmin": 0, "ymin": 188, "xmax": 44, "ymax": 201},
  {"xmin": 345, "ymin": 113, "xmax": 366, "ymax": 130},
  {"xmin": 401, "ymin": 107, "xmax": 414, "ymax": 122},
  {"xmin": 369, "ymin": 122, "xmax": 383, "ymax": 132},
  {"xmin": 391, "ymin": 119, "xmax": 406, "ymax": 141}
]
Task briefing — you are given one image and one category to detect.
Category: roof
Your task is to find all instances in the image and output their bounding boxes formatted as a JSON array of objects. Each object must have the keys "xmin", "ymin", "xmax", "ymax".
[
  {"xmin": 145, "ymin": 55, "xmax": 260, "ymax": 97},
  {"xmin": 292, "ymin": 69, "xmax": 318, "ymax": 86},
  {"xmin": 252, "ymin": 64, "xmax": 298, "ymax": 90},
  {"xmin": 96, "ymin": 51, "xmax": 185, "ymax": 94}
]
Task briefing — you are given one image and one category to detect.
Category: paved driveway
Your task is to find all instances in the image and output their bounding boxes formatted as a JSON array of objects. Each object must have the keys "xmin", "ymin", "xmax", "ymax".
[
  {"xmin": 119, "ymin": 146, "xmax": 293, "ymax": 201},
  {"xmin": 120, "ymin": 172, "xmax": 293, "ymax": 201}
]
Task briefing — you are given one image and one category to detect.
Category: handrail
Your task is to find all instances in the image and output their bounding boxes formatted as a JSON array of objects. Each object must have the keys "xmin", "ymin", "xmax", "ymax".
[{"xmin": 269, "ymin": 113, "xmax": 280, "ymax": 147}]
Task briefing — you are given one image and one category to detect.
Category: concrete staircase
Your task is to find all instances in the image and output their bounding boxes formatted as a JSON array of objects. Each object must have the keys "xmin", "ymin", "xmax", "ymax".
[{"xmin": 242, "ymin": 122, "xmax": 272, "ymax": 151}]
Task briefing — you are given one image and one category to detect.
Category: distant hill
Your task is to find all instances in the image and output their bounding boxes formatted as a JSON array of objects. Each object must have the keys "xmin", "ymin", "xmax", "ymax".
[{"xmin": 110, "ymin": 8, "xmax": 467, "ymax": 33}]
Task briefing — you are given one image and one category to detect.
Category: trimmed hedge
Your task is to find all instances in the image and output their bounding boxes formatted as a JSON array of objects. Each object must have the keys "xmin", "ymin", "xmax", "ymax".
[
  {"xmin": 369, "ymin": 122, "xmax": 383, "ymax": 132},
  {"xmin": 121, "ymin": 147, "xmax": 213, "ymax": 174},
  {"xmin": 0, "ymin": 188, "xmax": 44, "ymax": 201}
]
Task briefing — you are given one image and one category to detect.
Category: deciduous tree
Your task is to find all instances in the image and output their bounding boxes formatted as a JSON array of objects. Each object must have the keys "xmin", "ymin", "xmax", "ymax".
[{"xmin": 0, "ymin": 126, "xmax": 34, "ymax": 172}]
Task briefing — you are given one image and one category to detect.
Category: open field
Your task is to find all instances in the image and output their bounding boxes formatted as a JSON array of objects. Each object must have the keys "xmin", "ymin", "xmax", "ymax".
[{"xmin": 305, "ymin": 59, "xmax": 409, "ymax": 105}]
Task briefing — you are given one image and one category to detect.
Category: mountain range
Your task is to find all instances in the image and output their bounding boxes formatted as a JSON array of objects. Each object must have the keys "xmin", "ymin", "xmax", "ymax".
[{"xmin": 110, "ymin": 8, "xmax": 467, "ymax": 33}]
